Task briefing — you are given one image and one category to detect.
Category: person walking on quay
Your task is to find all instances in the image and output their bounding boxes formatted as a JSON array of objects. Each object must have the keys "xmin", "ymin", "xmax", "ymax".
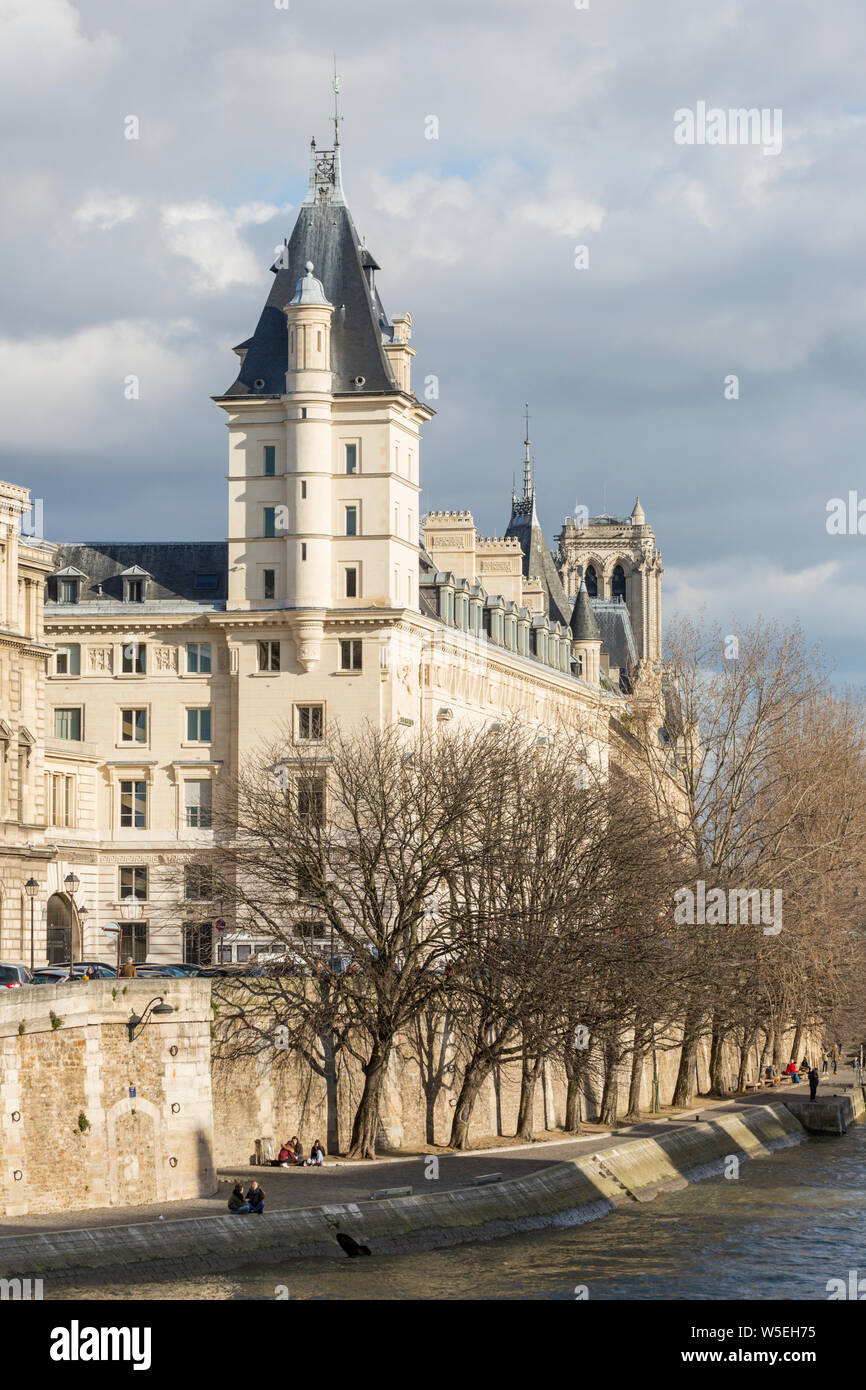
[
  {"xmin": 822, "ymin": 1050, "xmax": 829, "ymax": 1075},
  {"xmin": 832, "ymin": 1041, "xmax": 840, "ymax": 1074},
  {"xmin": 808, "ymin": 1066, "xmax": 820, "ymax": 1102}
]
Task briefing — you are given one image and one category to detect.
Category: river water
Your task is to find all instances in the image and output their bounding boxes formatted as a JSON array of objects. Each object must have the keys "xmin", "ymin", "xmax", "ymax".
[{"xmin": 52, "ymin": 1121, "xmax": 866, "ymax": 1301}]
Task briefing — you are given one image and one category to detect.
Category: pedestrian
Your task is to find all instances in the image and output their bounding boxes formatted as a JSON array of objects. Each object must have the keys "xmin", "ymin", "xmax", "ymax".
[
  {"xmin": 832, "ymin": 1041, "xmax": 840, "ymax": 1075},
  {"xmin": 808, "ymin": 1066, "xmax": 819, "ymax": 1102},
  {"xmin": 120, "ymin": 957, "xmax": 137, "ymax": 978},
  {"xmin": 822, "ymin": 1050, "xmax": 829, "ymax": 1075}
]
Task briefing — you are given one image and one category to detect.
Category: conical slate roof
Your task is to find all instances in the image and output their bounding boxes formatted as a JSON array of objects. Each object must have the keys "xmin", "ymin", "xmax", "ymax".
[
  {"xmin": 217, "ymin": 149, "xmax": 397, "ymax": 400},
  {"xmin": 570, "ymin": 579, "xmax": 601, "ymax": 641}
]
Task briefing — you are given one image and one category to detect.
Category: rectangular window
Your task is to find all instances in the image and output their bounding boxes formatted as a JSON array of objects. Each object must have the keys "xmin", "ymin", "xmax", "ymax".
[
  {"xmin": 185, "ymin": 864, "xmax": 213, "ymax": 900},
  {"xmin": 186, "ymin": 642, "xmax": 212, "ymax": 674},
  {"xmin": 55, "ymin": 644, "xmax": 80, "ymax": 676},
  {"xmin": 258, "ymin": 640, "xmax": 280, "ymax": 672},
  {"xmin": 297, "ymin": 704, "xmax": 323, "ymax": 742},
  {"xmin": 185, "ymin": 779, "xmax": 212, "ymax": 829},
  {"xmin": 301, "ymin": 481, "xmax": 307, "ymax": 499},
  {"xmin": 345, "ymin": 443, "xmax": 357, "ymax": 474},
  {"xmin": 121, "ymin": 708, "xmax": 147, "ymax": 744},
  {"xmin": 59, "ymin": 578, "xmax": 79, "ymax": 604},
  {"xmin": 340, "ymin": 639, "xmax": 362, "ymax": 672},
  {"xmin": 263, "ymin": 507, "xmax": 276, "ymax": 538},
  {"xmin": 263, "ymin": 444, "xmax": 276, "ymax": 476},
  {"xmin": 120, "ymin": 866, "xmax": 148, "ymax": 901},
  {"xmin": 125, "ymin": 578, "xmax": 144, "ymax": 603},
  {"xmin": 186, "ymin": 708, "xmax": 212, "ymax": 742},
  {"xmin": 298, "ymin": 776, "xmax": 325, "ymax": 826},
  {"xmin": 263, "ymin": 568, "xmax": 275, "ymax": 600},
  {"xmin": 235, "ymin": 943, "xmax": 251, "ymax": 963},
  {"xmin": 121, "ymin": 643, "xmax": 146, "ymax": 674},
  {"xmin": 345, "ymin": 505, "xmax": 357, "ymax": 537},
  {"xmin": 345, "ymin": 567, "xmax": 358, "ymax": 598},
  {"xmin": 120, "ymin": 780, "xmax": 147, "ymax": 829},
  {"xmin": 54, "ymin": 708, "xmax": 81, "ymax": 740},
  {"xmin": 301, "ymin": 543, "xmax": 307, "ymax": 561},
  {"xmin": 45, "ymin": 772, "xmax": 75, "ymax": 828},
  {"xmin": 120, "ymin": 921, "xmax": 148, "ymax": 965}
]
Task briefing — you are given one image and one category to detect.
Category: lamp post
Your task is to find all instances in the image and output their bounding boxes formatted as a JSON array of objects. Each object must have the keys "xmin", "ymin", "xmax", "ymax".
[
  {"xmin": 127, "ymin": 996, "xmax": 174, "ymax": 1044},
  {"xmin": 24, "ymin": 877, "xmax": 38, "ymax": 972},
  {"xmin": 64, "ymin": 871, "xmax": 80, "ymax": 969},
  {"xmin": 119, "ymin": 892, "xmax": 144, "ymax": 974}
]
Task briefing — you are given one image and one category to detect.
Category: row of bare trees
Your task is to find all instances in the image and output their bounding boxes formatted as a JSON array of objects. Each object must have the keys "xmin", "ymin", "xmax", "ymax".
[{"xmin": 192, "ymin": 619, "xmax": 866, "ymax": 1157}]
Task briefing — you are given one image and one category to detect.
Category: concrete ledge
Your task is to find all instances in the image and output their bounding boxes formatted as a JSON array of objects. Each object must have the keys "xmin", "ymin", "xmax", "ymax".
[
  {"xmin": 0, "ymin": 1103, "xmax": 807, "ymax": 1283},
  {"xmin": 781, "ymin": 1086, "xmax": 866, "ymax": 1135}
]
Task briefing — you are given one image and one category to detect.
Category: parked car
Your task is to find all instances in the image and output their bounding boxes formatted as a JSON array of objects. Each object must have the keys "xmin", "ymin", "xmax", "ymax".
[
  {"xmin": 160, "ymin": 963, "xmax": 202, "ymax": 977},
  {"xmin": 132, "ymin": 964, "xmax": 186, "ymax": 978},
  {"xmin": 54, "ymin": 961, "xmax": 118, "ymax": 979},
  {"xmin": 0, "ymin": 962, "xmax": 33, "ymax": 988},
  {"xmin": 31, "ymin": 967, "xmax": 73, "ymax": 984}
]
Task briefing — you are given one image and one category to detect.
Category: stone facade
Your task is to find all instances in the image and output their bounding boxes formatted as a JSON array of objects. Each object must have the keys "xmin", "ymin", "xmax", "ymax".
[{"xmin": 0, "ymin": 979, "xmax": 214, "ymax": 1216}]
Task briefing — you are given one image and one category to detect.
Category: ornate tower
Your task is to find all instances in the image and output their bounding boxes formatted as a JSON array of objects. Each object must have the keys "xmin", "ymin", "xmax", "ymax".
[{"xmin": 215, "ymin": 135, "xmax": 434, "ymax": 669}]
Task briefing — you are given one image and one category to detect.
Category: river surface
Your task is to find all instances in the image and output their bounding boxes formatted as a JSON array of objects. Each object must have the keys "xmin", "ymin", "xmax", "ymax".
[{"xmin": 52, "ymin": 1122, "xmax": 866, "ymax": 1300}]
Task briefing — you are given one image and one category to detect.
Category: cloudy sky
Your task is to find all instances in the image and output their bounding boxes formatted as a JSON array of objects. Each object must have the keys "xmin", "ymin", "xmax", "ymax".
[{"xmin": 2, "ymin": 0, "xmax": 864, "ymax": 679}]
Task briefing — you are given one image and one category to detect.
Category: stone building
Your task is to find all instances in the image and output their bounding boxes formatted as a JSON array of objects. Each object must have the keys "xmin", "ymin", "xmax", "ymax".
[{"xmin": 17, "ymin": 134, "xmax": 664, "ymax": 968}]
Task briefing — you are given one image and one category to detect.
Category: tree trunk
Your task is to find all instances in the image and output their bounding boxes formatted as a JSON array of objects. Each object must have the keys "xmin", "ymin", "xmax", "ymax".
[
  {"xmin": 624, "ymin": 1039, "xmax": 645, "ymax": 1121},
  {"xmin": 563, "ymin": 1046, "xmax": 590, "ymax": 1132},
  {"xmin": 791, "ymin": 1019, "xmax": 805, "ymax": 1067},
  {"xmin": 771, "ymin": 1019, "xmax": 785, "ymax": 1072},
  {"xmin": 449, "ymin": 1056, "xmax": 493, "ymax": 1150},
  {"xmin": 708, "ymin": 1016, "xmax": 727, "ymax": 1096},
  {"xmin": 346, "ymin": 1038, "xmax": 390, "ymax": 1158},
  {"xmin": 320, "ymin": 1032, "xmax": 340, "ymax": 1154},
  {"xmin": 673, "ymin": 1009, "xmax": 701, "ymax": 1107},
  {"xmin": 600, "ymin": 1039, "xmax": 620, "ymax": 1126},
  {"xmin": 516, "ymin": 1054, "xmax": 544, "ymax": 1140},
  {"xmin": 736, "ymin": 1026, "xmax": 756, "ymax": 1093}
]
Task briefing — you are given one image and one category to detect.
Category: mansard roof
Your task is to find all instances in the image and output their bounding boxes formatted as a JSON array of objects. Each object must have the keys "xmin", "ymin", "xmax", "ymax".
[
  {"xmin": 46, "ymin": 543, "xmax": 228, "ymax": 606},
  {"xmin": 217, "ymin": 146, "xmax": 398, "ymax": 400},
  {"xmin": 591, "ymin": 597, "xmax": 638, "ymax": 673}
]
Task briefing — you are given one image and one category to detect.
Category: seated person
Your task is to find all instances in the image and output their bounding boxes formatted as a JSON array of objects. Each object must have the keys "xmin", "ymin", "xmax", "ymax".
[
  {"xmin": 308, "ymin": 1140, "xmax": 325, "ymax": 1166},
  {"xmin": 289, "ymin": 1135, "xmax": 304, "ymax": 1166},
  {"xmin": 245, "ymin": 1181, "xmax": 265, "ymax": 1214},
  {"xmin": 227, "ymin": 1183, "xmax": 247, "ymax": 1212},
  {"xmin": 274, "ymin": 1143, "xmax": 291, "ymax": 1167}
]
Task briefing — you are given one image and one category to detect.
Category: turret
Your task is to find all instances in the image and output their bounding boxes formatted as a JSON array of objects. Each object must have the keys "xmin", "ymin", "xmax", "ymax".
[{"xmin": 570, "ymin": 579, "xmax": 602, "ymax": 684}]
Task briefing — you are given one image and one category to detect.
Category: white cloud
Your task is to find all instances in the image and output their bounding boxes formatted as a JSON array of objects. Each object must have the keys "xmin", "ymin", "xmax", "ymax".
[
  {"xmin": 73, "ymin": 195, "xmax": 139, "ymax": 231},
  {"xmin": 0, "ymin": 319, "xmax": 201, "ymax": 449},
  {"xmin": 159, "ymin": 198, "xmax": 292, "ymax": 292}
]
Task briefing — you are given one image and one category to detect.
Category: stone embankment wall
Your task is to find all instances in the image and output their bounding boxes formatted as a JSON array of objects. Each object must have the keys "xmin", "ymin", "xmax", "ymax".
[
  {"xmin": 0, "ymin": 1103, "xmax": 807, "ymax": 1281},
  {"xmin": 212, "ymin": 1011, "xmax": 803, "ymax": 1165},
  {"xmin": 0, "ymin": 980, "xmax": 215, "ymax": 1216}
]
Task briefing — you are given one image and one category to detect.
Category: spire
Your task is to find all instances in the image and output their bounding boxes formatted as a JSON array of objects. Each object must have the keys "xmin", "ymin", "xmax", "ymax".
[
  {"xmin": 570, "ymin": 579, "xmax": 601, "ymax": 642},
  {"xmin": 332, "ymin": 57, "xmax": 342, "ymax": 148},
  {"xmin": 523, "ymin": 402, "xmax": 533, "ymax": 500},
  {"xmin": 631, "ymin": 496, "xmax": 646, "ymax": 525}
]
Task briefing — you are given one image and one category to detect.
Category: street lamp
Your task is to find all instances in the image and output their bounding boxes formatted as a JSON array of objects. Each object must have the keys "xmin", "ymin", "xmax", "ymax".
[
  {"xmin": 24, "ymin": 877, "xmax": 38, "ymax": 972},
  {"xmin": 127, "ymin": 996, "xmax": 174, "ymax": 1043},
  {"xmin": 64, "ymin": 872, "xmax": 81, "ymax": 969}
]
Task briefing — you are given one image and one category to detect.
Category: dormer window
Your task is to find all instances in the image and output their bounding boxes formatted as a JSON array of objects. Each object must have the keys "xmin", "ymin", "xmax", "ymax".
[
  {"xmin": 120, "ymin": 565, "xmax": 151, "ymax": 604},
  {"xmin": 53, "ymin": 566, "xmax": 87, "ymax": 604}
]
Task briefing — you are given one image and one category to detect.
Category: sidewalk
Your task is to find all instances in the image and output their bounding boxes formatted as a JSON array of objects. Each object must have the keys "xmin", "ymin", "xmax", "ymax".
[{"xmin": 1, "ymin": 1069, "xmax": 857, "ymax": 1240}]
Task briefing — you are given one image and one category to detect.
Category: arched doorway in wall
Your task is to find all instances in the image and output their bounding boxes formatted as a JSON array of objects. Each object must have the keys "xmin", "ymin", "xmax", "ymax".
[{"xmin": 46, "ymin": 892, "xmax": 78, "ymax": 964}]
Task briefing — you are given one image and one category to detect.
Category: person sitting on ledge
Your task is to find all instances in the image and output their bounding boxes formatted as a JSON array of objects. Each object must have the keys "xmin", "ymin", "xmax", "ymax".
[
  {"xmin": 227, "ymin": 1183, "xmax": 246, "ymax": 1212},
  {"xmin": 273, "ymin": 1143, "xmax": 291, "ymax": 1167},
  {"xmin": 308, "ymin": 1140, "xmax": 325, "ymax": 1166},
  {"xmin": 245, "ymin": 1181, "xmax": 265, "ymax": 1214},
  {"xmin": 290, "ymin": 1135, "xmax": 304, "ymax": 1166},
  {"xmin": 784, "ymin": 1059, "xmax": 800, "ymax": 1084}
]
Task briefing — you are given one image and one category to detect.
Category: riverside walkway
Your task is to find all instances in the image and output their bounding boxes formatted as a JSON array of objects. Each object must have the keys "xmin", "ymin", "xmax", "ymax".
[{"xmin": 2, "ymin": 1065, "xmax": 858, "ymax": 1241}]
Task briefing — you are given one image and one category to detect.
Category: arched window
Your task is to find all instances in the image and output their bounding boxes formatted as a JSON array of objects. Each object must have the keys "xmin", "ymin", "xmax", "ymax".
[
  {"xmin": 612, "ymin": 564, "xmax": 626, "ymax": 600},
  {"xmin": 584, "ymin": 564, "xmax": 598, "ymax": 597}
]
